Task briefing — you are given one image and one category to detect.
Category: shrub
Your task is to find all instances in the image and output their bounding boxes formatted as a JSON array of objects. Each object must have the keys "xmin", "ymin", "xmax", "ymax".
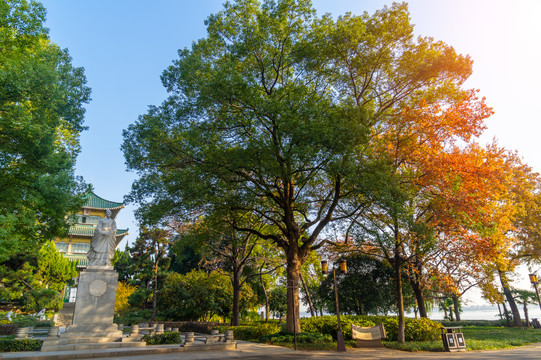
[
  {"xmin": 261, "ymin": 331, "xmax": 332, "ymax": 344},
  {"xmin": 218, "ymin": 323, "xmax": 281, "ymax": 340},
  {"xmin": 300, "ymin": 315, "xmax": 375, "ymax": 340},
  {"xmin": 300, "ymin": 315, "xmax": 441, "ymax": 342},
  {"xmin": 381, "ymin": 317, "xmax": 441, "ymax": 342},
  {"xmin": 115, "ymin": 282, "xmax": 138, "ymax": 317},
  {"xmin": 12, "ymin": 317, "xmax": 53, "ymax": 329},
  {"xmin": 142, "ymin": 332, "xmax": 181, "ymax": 345},
  {"xmin": 0, "ymin": 324, "xmax": 18, "ymax": 335},
  {"xmin": 114, "ymin": 310, "xmax": 152, "ymax": 326},
  {"xmin": 33, "ymin": 321, "xmax": 53, "ymax": 328},
  {"xmin": 159, "ymin": 322, "xmax": 226, "ymax": 334},
  {"xmin": 439, "ymin": 319, "xmax": 506, "ymax": 327},
  {"xmin": 0, "ymin": 339, "xmax": 42, "ymax": 352},
  {"xmin": 21, "ymin": 289, "xmax": 63, "ymax": 312}
]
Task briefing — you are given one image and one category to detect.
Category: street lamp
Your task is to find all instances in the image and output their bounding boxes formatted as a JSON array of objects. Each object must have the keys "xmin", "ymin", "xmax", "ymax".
[
  {"xmin": 321, "ymin": 259, "xmax": 347, "ymax": 352},
  {"xmin": 529, "ymin": 274, "xmax": 541, "ymax": 311}
]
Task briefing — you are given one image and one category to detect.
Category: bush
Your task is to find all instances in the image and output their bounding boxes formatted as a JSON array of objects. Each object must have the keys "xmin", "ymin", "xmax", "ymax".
[
  {"xmin": 159, "ymin": 322, "xmax": 227, "ymax": 334},
  {"xmin": 300, "ymin": 315, "xmax": 441, "ymax": 342},
  {"xmin": 0, "ymin": 339, "xmax": 42, "ymax": 352},
  {"xmin": 218, "ymin": 323, "xmax": 281, "ymax": 340},
  {"xmin": 261, "ymin": 331, "xmax": 332, "ymax": 344},
  {"xmin": 379, "ymin": 317, "xmax": 441, "ymax": 342},
  {"xmin": 439, "ymin": 319, "xmax": 506, "ymax": 327},
  {"xmin": 12, "ymin": 317, "xmax": 53, "ymax": 329},
  {"xmin": 141, "ymin": 332, "xmax": 181, "ymax": 345},
  {"xmin": 0, "ymin": 324, "xmax": 18, "ymax": 335},
  {"xmin": 301, "ymin": 315, "xmax": 375, "ymax": 340},
  {"xmin": 21, "ymin": 289, "xmax": 63, "ymax": 312},
  {"xmin": 114, "ymin": 310, "xmax": 152, "ymax": 326}
]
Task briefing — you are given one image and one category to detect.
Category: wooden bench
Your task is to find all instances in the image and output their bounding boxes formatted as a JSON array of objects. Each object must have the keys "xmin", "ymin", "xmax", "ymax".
[{"xmin": 351, "ymin": 323, "xmax": 386, "ymax": 348}]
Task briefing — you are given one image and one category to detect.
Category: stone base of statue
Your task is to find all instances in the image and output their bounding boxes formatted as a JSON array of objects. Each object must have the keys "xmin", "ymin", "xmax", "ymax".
[
  {"xmin": 62, "ymin": 266, "xmax": 122, "ymax": 339},
  {"xmin": 41, "ymin": 266, "xmax": 140, "ymax": 352}
]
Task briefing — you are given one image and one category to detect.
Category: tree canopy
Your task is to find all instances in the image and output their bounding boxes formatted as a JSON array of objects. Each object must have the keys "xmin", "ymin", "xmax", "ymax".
[
  {"xmin": 0, "ymin": 0, "xmax": 91, "ymax": 261},
  {"xmin": 120, "ymin": 0, "xmax": 541, "ymax": 340},
  {"xmin": 122, "ymin": 0, "xmax": 486, "ymax": 336}
]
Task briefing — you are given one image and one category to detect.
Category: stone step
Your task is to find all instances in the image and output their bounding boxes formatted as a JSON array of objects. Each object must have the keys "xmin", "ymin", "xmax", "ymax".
[
  {"xmin": 0, "ymin": 342, "xmax": 238, "ymax": 360},
  {"xmin": 0, "ymin": 345, "xmax": 185, "ymax": 360},
  {"xmin": 42, "ymin": 337, "xmax": 122, "ymax": 345},
  {"xmin": 40, "ymin": 341, "xmax": 146, "ymax": 352}
]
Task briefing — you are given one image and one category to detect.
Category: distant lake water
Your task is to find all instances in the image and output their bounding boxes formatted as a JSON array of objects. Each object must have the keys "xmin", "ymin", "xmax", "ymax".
[{"xmin": 299, "ymin": 304, "xmax": 541, "ymax": 322}]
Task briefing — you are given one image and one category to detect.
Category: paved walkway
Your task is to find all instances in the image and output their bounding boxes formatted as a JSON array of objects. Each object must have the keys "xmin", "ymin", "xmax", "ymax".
[
  {"xmin": 3, "ymin": 341, "xmax": 541, "ymax": 360},
  {"xmin": 93, "ymin": 341, "xmax": 541, "ymax": 360}
]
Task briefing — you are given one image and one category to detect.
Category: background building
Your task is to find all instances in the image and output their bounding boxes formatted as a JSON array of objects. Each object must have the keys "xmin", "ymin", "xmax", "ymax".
[{"xmin": 54, "ymin": 191, "xmax": 129, "ymax": 301}]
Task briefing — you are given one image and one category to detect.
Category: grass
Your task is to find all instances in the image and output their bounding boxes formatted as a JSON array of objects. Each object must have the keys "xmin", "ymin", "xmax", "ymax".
[
  {"xmin": 384, "ymin": 326, "xmax": 541, "ymax": 352},
  {"xmin": 256, "ymin": 326, "xmax": 541, "ymax": 352},
  {"xmin": 462, "ymin": 326, "xmax": 541, "ymax": 350}
]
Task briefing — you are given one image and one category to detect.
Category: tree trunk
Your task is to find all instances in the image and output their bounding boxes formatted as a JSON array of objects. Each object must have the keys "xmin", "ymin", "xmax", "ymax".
[
  {"xmin": 286, "ymin": 248, "xmax": 301, "ymax": 334},
  {"xmin": 452, "ymin": 294, "xmax": 461, "ymax": 321},
  {"xmin": 524, "ymin": 302, "xmax": 530, "ymax": 327},
  {"xmin": 497, "ymin": 303, "xmax": 503, "ymax": 320},
  {"xmin": 499, "ymin": 270, "xmax": 522, "ymax": 327},
  {"xmin": 231, "ymin": 269, "xmax": 241, "ymax": 326},
  {"xmin": 151, "ymin": 267, "xmax": 158, "ymax": 322},
  {"xmin": 502, "ymin": 301, "xmax": 511, "ymax": 326},
  {"xmin": 410, "ymin": 279, "xmax": 427, "ymax": 318},
  {"xmin": 449, "ymin": 306, "xmax": 454, "ymax": 321},
  {"xmin": 299, "ymin": 273, "xmax": 315, "ymax": 317},
  {"xmin": 394, "ymin": 254, "xmax": 405, "ymax": 343},
  {"xmin": 260, "ymin": 273, "xmax": 269, "ymax": 322}
]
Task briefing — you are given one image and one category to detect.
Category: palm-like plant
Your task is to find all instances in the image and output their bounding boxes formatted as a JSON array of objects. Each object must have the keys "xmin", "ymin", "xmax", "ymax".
[{"xmin": 513, "ymin": 289, "xmax": 538, "ymax": 327}]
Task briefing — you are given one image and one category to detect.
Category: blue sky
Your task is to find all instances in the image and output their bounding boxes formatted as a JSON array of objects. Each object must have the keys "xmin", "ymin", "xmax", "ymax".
[{"xmin": 40, "ymin": 0, "xmax": 541, "ymax": 284}]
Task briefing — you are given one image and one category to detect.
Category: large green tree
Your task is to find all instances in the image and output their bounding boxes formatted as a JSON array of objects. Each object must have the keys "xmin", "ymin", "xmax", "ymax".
[
  {"xmin": 0, "ymin": 0, "xmax": 91, "ymax": 261},
  {"xmin": 123, "ymin": 0, "xmax": 472, "ymax": 335}
]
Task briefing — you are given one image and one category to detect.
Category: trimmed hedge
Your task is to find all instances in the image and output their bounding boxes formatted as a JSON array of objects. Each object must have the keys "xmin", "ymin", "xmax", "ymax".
[
  {"xmin": 261, "ymin": 331, "xmax": 332, "ymax": 344},
  {"xmin": 153, "ymin": 322, "xmax": 226, "ymax": 334},
  {"xmin": 301, "ymin": 316, "xmax": 375, "ymax": 340},
  {"xmin": 300, "ymin": 315, "xmax": 441, "ymax": 342},
  {"xmin": 12, "ymin": 319, "xmax": 53, "ymax": 328},
  {"xmin": 0, "ymin": 338, "xmax": 42, "ymax": 352},
  {"xmin": 142, "ymin": 332, "xmax": 181, "ymax": 345},
  {"xmin": 218, "ymin": 323, "xmax": 281, "ymax": 340},
  {"xmin": 0, "ymin": 324, "xmax": 18, "ymax": 335},
  {"xmin": 439, "ymin": 319, "xmax": 506, "ymax": 327}
]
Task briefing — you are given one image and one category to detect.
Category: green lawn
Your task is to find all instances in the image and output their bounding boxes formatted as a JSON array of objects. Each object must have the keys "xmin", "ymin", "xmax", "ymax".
[{"xmin": 383, "ymin": 326, "xmax": 541, "ymax": 352}]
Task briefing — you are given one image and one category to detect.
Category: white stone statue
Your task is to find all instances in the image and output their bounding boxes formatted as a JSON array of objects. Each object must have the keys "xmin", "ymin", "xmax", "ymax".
[{"xmin": 87, "ymin": 209, "xmax": 119, "ymax": 266}]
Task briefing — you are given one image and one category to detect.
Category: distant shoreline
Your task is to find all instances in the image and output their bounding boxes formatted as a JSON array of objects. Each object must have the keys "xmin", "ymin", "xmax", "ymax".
[{"xmin": 297, "ymin": 304, "xmax": 541, "ymax": 321}]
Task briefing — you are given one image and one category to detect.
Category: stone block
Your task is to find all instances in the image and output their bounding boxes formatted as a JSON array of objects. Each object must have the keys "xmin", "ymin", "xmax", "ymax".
[{"xmin": 71, "ymin": 266, "xmax": 118, "ymax": 327}]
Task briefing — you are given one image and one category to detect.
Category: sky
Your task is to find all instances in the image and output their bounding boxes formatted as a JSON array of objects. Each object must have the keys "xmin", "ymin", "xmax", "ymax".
[{"xmin": 40, "ymin": 1, "xmax": 541, "ymax": 303}]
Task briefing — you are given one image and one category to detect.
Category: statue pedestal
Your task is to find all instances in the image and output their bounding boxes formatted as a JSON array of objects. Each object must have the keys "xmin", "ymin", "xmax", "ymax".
[{"xmin": 62, "ymin": 266, "xmax": 122, "ymax": 338}]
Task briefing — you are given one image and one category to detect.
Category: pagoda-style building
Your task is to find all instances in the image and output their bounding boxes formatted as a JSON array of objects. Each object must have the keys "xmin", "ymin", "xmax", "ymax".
[{"xmin": 54, "ymin": 191, "xmax": 129, "ymax": 268}]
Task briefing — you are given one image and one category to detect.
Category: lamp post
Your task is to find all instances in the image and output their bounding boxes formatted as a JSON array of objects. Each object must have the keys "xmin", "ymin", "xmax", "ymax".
[
  {"xmin": 321, "ymin": 259, "xmax": 347, "ymax": 352},
  {"xmin": 529, "ymin": 274, "xmax": 541, "ymax": 311}
]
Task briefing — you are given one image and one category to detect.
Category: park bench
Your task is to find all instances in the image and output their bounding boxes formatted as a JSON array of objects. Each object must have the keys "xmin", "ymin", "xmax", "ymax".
[{"xmin": 351, "ymin": 323, "xmax": 386, "ymax": 348}]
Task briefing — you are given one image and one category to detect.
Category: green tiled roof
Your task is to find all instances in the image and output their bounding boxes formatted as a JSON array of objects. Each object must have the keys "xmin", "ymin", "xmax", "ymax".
[
  {"xmin": 68, "ymin": 224, "xmax": 129, "ymax": 237},
  {"xmin": 68, "ymin": 224, "xmax": 95, "ymax": 236},
  {"xmin": 63, "ymin": 253, "xmax": 89, "ymax": 267},
  {"xmin": 83, "ymin": 192, "xmax": 124, "ymax": 210}
]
